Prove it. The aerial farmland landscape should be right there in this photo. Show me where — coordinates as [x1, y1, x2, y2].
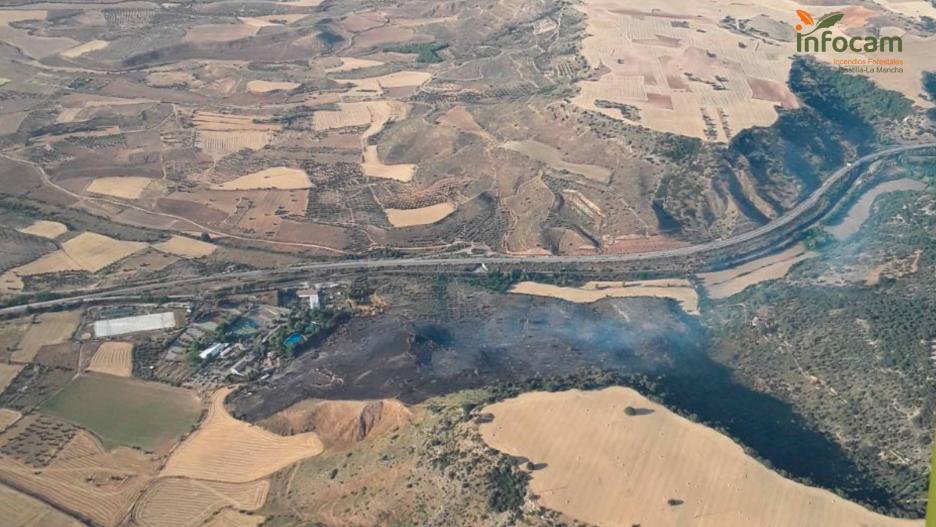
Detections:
[1, 0, 936, 526]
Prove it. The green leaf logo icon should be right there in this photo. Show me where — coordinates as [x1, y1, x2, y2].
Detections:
[802, 12, 844, 35]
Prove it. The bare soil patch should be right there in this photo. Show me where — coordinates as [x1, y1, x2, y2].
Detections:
[699, 244, 817, 299]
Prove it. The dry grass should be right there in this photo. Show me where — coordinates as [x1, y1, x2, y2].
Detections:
[153, 236, 216, 258]
[325, 57, 384, 73]
[85, 176, 153, 199]
[60, 39, 108, 58]
[133, 477, 268, 527]
[212, 167, 311, 190]
[480, 388, 922, 527]
[161, 388, 323, 482]
[86, 341, 133, 377]
[17, 220, 68, 239]
[0, 364, 24, 393]
[502, 140, 611, 184]
[510, 279, 699, 315]
[385, 203, 455, 227]
[0, 482, 82, 527]
[184, 23, 259, 43]
[312, 102, 375, 130]
[11, 232, 147, 278]
[11, 310, 80, 363]
[699, 244, 817, 300]
[0, 430, 158, 527]
[246, 80, 299, 93]
[202, 509, 265, 527]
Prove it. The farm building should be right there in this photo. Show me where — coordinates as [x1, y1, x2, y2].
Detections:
[94, 312, 177, 337]
[198, 342, 232, 361]
[297, 287, 322, 310]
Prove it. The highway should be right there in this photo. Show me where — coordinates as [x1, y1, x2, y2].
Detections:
[2, 143, 934, 316]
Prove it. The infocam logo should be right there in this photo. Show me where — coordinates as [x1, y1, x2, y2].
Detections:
[794, 9, 902, 53]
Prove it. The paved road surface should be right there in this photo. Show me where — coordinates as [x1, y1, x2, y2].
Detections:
[2, 143, 933, 316]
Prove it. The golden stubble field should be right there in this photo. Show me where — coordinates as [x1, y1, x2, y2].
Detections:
[572, 0, 936, 141]
[10, 310, 81, 363]
[510, 279, 700, 315]
[161, 388, 324, 482]
[0, 429, 159, 527]
[480, 388, 924, 527]
[86, 341, 134, 377]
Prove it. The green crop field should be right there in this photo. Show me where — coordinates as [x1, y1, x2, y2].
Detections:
[41, 374, 200, 451]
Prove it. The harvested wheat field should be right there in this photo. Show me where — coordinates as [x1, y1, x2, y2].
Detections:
[0, 430, 158, 527]
[11, 310, 80, 363]
[480, 388, 922, 527]
[0, 364, 24, 393]
[385, 203, 455, 227]
[510, 279, 699, 315]
[699, 244, 817, 300]
[212, 167, 311, 190]
[192, 112, 280, 159]
[0, 409, 21, 430]
[17, 220, 67, 239]
[153, 235, 216, 258]
[133, 477, 269, 527]
[362, 146, 415, 182]
[161, 388, 323, 482]
[85, 177, 153, 199]
[325, 56, 384, 73]
[11, 232, 147, 277]
[0, 482, 82, 527]
[60, 39, 108, 58]
[202, 509, 265, 527]
[246, 80, 299, 93]
[86, 341, 133, 377]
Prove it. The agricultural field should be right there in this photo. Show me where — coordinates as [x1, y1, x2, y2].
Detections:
[480, 388, 922, 527]
[0, 428, 158, 527]
[132, 477, 269, 527]
[41, 374, 200, 451]
[16, 221, 68, 240]
[0, 482, 82, 527]
[153, 236, 216, 258]
[0, 364, 23, 393]
[86, 341, 134, 377]
[510, 279, 700, 315]
[10, 311, 81, 363]
[161, 388, 323, 482]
